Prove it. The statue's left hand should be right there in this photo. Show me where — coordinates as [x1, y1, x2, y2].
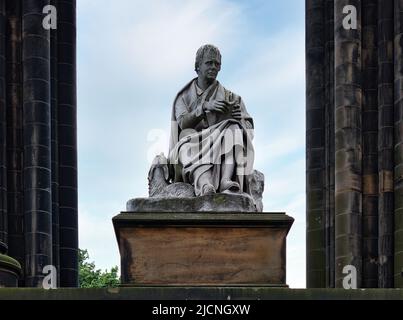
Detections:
[232, 104, 242, 119]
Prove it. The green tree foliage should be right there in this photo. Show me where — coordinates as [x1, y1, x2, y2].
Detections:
[79, 249, 120, 288]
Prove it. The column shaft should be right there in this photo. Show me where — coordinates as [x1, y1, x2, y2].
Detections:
[57, 0, 78, 287]
[334, 0, 363, 287]
[362, 0, 379, 288]
[306, 0, 327, 288]
[22, 0, 52, 287]
[324, 0, 336, 288]
[0, 0, 7, 254]
[378, 0, 395, 288]
[394, 0, 403, 288]
[50, 0, 59, 284]
[5, 0, 24, 283]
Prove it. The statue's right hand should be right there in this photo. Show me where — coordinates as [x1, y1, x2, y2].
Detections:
[203, 100, 228, 113]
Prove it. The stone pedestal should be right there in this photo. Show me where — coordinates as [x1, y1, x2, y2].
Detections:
[0, 253, 22, 288]
[113, 212, 293, 286]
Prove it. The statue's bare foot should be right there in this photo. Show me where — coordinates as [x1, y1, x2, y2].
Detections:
[220, 180, 240, 193]
[201, 183, 216, 196]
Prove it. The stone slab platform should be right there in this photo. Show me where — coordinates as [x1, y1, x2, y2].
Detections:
[126, 193, 258, 212]
[0, 287, 403, 300]
[113, 212, 293, 286]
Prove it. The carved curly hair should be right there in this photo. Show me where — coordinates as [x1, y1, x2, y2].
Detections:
[194, 44, 221, 72]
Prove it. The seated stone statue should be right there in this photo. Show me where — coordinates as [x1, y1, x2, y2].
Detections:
[169, 44, 256, 194]
[129, 44, 264, 212]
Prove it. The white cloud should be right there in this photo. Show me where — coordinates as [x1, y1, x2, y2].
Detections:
[123, 0, 241, 81]
[254, 134, 304, 168]
[80, 0, 244, 83]
[260, 155, 305, 211]
[227, 28, 305, 102]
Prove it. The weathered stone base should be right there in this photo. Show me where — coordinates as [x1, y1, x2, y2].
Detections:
[113, 212, 293, 286]
[126, 193, 258, 212]
[0, 254, 22, 288]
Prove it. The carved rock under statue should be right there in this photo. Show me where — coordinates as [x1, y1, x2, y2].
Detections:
[114, 44, 293, 287]
[127, 154, 265, 212]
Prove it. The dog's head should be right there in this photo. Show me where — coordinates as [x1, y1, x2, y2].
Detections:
[148, 153, 169, 182]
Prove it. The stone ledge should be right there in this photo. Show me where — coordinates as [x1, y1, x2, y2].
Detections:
[113, 212, 294, 228]
[0, 287, 403, 300]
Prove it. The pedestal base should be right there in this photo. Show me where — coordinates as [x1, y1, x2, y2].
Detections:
[113, 212, 293, 286]
[0, 254, 22, 288]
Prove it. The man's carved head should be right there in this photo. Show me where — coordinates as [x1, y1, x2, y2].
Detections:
[195, 44, 222, 72]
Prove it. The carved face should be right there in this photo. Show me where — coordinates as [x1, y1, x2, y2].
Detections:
[197, 51, 221, 82]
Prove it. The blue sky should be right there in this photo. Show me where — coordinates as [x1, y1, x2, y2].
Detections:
[77, 0, 306, 288]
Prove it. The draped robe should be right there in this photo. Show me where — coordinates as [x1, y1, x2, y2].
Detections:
[168, 78, 255, 196]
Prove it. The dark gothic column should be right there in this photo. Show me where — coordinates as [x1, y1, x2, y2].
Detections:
[306, 0, 327, 288]
[394, 0, 403, 288]
[334, 0, 363, 287]
[22, 0, 52, 287]
[0, 0, 7, 254]
[378, 0, 395, 288]
[324, 0, 336, 288]
[50, 0, 59, 284]
[6, 0, 24, 284]
[361, 0, 379, 288]
[57, 0, 78, 287]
